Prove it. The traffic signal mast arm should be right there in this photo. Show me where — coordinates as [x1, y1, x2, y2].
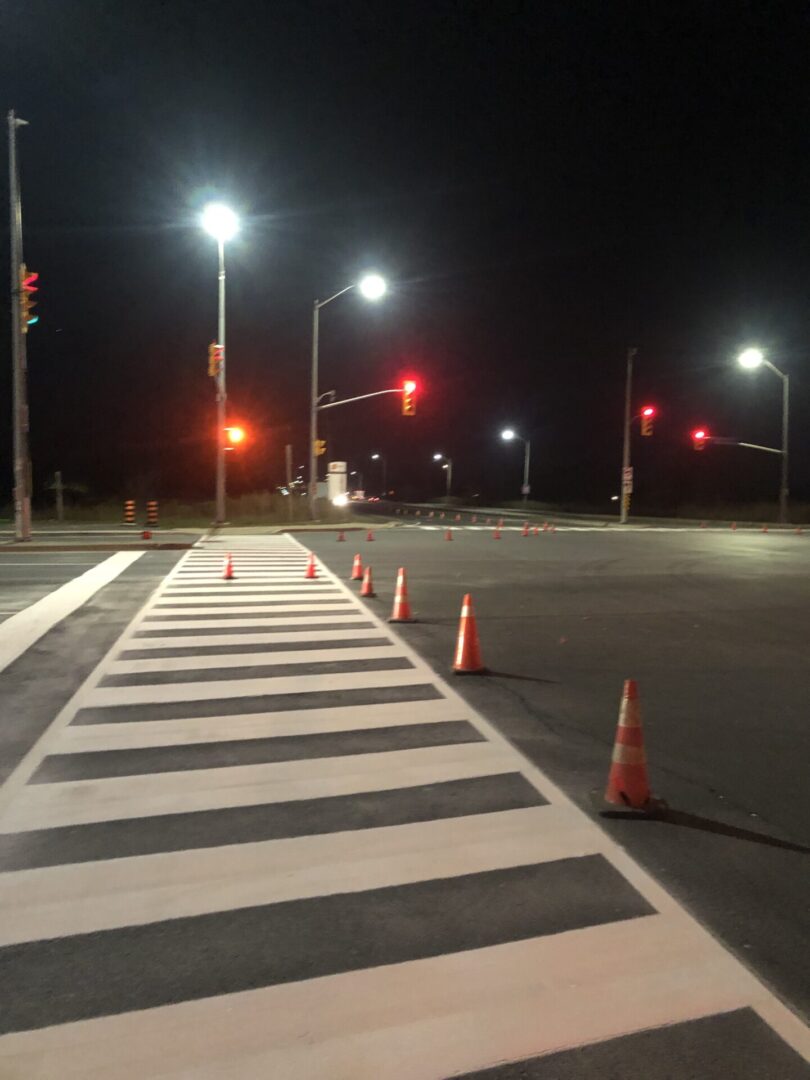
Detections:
[317, 386, 410, 411]
[707, 436, 783, 455]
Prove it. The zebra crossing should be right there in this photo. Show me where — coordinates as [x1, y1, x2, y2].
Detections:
[0, 534, 808, 1078]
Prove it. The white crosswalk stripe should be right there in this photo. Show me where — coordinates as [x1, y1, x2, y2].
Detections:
[0, 535, 807, 1078]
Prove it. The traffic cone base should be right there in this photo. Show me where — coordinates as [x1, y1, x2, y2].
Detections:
[452, 593, 486, 674]
[222, 554, 235, 581]
[388, 567, 414, 622]
[351, 554, 363, 581]
[360, 566, 376, 598]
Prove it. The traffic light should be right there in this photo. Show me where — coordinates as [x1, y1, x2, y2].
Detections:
[207, 342, 224, 377]
[692, 428, 708, 451]
[20, 264, 38, 333]
[401, 379, 417, 416]
[314, 439, 327, 456]
[640, 405, 655, 437]
[225, 425, 246, 445]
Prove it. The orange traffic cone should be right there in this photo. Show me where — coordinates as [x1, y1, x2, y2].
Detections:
[142, 530, 152, 540]
[493, 525, 501, 539]
[337, 530, 346, 542]
[445, 528, 453, 541]
[222, 554, 235, 580]
[452, 593, 485, 674]
[366, 530, 375, 542]
[360, 566, 376, 597]
[533, 525, 540, 536]
[304, 552, 317, 579]
[351, 553, 363, 580]
[521, 521, 529, 537]
[388, 567, 414, 622]
[603, 680, 655, 810]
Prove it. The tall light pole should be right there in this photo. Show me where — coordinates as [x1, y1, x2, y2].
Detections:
[737, 347, 790, 524]
[201, 202, 239, 525]
[371, 452, 387, 496]
[309, 273, 386, 519]
[620, 347, 637, 525]
[8, 110, 32, 541]
[500, 429, 531, 504]
[433, 453, 453, 497]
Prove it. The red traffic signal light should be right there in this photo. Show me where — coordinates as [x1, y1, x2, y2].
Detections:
[692, 428, 708, 451]
[401, 379, 417, 416]
[225, 425, 246, 447]
[640, 405, 656, 437]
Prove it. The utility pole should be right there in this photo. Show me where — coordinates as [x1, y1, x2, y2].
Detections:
[619, 347, 637, 525]
[779, 372, 789, 525]
[215, 238, 227, 524]
[54, 470, 64, 522]
[284, 443, 295, 519]
[8, 110, 32, 541]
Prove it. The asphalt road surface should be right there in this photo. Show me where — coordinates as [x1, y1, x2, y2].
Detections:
[0, 552, 113, 624]
[305, 524, 810, 1019]
[0, 530, 807, 1077]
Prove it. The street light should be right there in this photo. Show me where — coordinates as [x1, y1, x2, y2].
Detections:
[433, 453, 453, 497]
[309, 272, 387, 518]
[736, 346, 790, 523]
[500, 428, 531, 504]
[201, 202, 240, 524]
[371, 452, 388, 496]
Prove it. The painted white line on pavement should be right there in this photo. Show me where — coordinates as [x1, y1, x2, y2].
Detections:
[52, 696, 466, 752]
[0, 806, 587, 945]
[0, 552, 144, 676]
[2, 743, 511, 831]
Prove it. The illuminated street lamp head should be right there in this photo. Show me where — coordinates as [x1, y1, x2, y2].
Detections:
[501, 428, 516, 441]
[371, 453, 381, 461]
[358, 273, 386, 300]
[433, 453, 444, 461]
[225, 425, 245, 444]
[738, 347, 764, 369]
[201, 203, 239, 242]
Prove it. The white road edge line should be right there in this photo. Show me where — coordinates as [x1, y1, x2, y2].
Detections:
[0, 552, 144, 677]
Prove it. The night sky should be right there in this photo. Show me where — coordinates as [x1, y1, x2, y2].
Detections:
[2, 1, 810, 513]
